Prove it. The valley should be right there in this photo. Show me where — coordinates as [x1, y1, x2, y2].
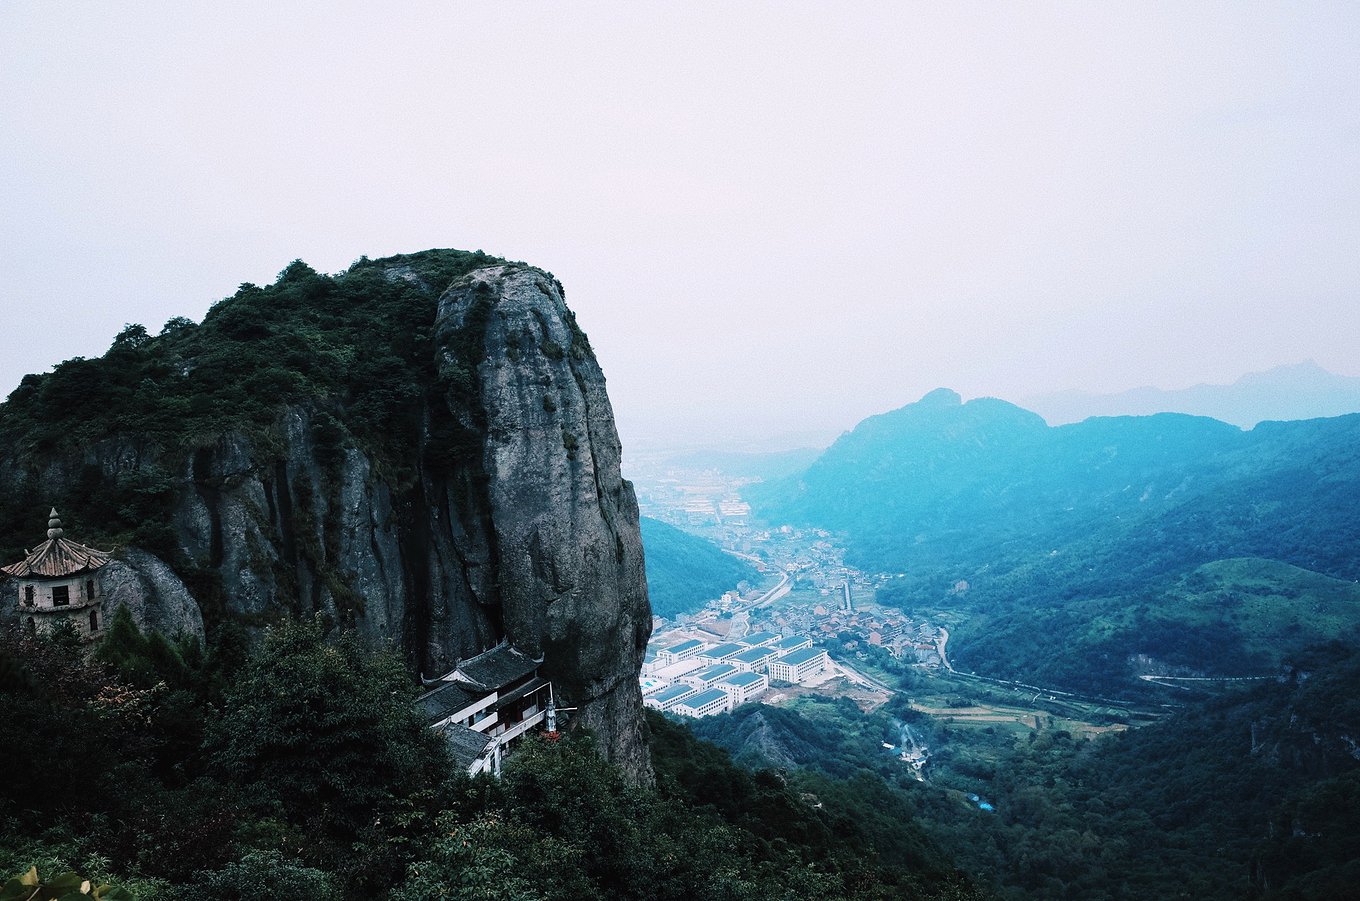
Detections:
[632, 453, 1161, 764]
[632, 404, 1360, 899]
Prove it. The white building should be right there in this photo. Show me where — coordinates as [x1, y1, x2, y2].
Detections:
[729, 645, 779, 673]
[739, 630, 780, 648]
[670, 687, 732, 718]
[657, 638, 707, 666]
[768, 647, 829, 684]
[771, 634, 813, 655]
[697, 642, 747, 664]
[653, 658, 706, 683]
[417, 643, 551, 776]
[645, 682, 699, 711]
[681, 663, 739, 690]
[715, 671, 768, 705]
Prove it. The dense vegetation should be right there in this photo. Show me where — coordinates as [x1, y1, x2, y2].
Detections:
[0, 615, 981, 900]
[695, 643, 1360, 900]
[639, 516, 758, 618]
[747, 388, 1360, 694]
[0, 250, 508, 587]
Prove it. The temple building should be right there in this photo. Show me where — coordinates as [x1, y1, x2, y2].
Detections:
[417, 642, 554, 776]
[3, 509, 110, 639]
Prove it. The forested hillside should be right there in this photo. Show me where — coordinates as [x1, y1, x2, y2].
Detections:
[640, 516, 758, 618]
[694, 643, 1360, 900]
[749, 389, 1360, 693]
[0, 616, 982, 900]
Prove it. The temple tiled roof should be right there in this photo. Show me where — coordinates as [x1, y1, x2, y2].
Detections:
[417, 681, 483, 725]
[451, 643, 541, 692]
[437, 721, 494, 770]
[1, 510, 110, 579]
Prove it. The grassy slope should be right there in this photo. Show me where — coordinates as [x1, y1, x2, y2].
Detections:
[1172, 558, 1360, 662]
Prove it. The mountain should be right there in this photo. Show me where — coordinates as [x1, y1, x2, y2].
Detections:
[0, 250, 652, 782]
[750, 389, 1360, 693]
[639, 516, 758, 618]
[0, 251, 985, 900]
[1025, 361, 1360, 428]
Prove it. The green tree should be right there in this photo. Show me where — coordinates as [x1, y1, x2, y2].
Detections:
[203, 616, 454, 887]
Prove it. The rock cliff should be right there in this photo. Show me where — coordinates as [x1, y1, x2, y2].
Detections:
[0, 254, 653, 783]
[436, 266, 652, 779]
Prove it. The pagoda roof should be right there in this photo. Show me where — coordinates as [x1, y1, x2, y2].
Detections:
[433, 641, 541, 693]
[1, 510, 110, 579]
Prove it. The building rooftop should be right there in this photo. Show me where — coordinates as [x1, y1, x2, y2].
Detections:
[437, 721, 494, 770]
[654, 658, 705, 680]
[774, 635, 812, 650]
[691, 663, 738, 682]
[717, 671, 765, 688]
[676, 688, 729, 709]
[776, 647, 825, 666]
[700, 642, 747, 659]
[740, 631, 780, 646]
[416, 681, 483, 725]
[731, 646, 778, 665]
[663, 638, 705, 655]
[1, 510, 111, 579]
[447, 642, 541, 692]
[652, 683, 697, 705]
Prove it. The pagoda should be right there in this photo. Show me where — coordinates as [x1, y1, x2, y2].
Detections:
[3, 509, 111, 639]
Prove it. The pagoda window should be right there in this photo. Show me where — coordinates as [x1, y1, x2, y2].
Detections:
[86, 579, 95, 600]
[90, 610, 99, 632]
[24, 585, 34, 605]
[52, 585, 69, 606]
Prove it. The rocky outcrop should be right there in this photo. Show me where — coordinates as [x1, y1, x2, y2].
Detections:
[98, 549, 204, 639]
[0, 259, 654, 783]
[438, 266, 652, 783]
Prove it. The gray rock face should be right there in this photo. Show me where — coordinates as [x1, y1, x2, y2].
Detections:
[0, 262, 653, 783]
[99, 549, 205, 639]
[437, 267, 653, 784]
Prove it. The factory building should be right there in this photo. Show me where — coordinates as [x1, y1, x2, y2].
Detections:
[768, 647, 829, 684]
[670, 687, 732, 718]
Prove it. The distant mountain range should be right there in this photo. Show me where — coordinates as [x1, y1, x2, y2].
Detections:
[1024, 360, 1360, 428]
[746, 388, 1360, 694]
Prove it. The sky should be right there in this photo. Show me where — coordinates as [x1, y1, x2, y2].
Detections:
[2, 2, 1358, 449]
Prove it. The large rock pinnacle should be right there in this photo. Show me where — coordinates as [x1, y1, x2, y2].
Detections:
[436, 266, 654, 784]
[0, 253, 656, 786]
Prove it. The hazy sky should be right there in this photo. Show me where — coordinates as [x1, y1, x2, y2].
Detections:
[3, 3, 1357, 448]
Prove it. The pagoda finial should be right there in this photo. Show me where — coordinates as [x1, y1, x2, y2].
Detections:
[46, 508, 63, 540]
